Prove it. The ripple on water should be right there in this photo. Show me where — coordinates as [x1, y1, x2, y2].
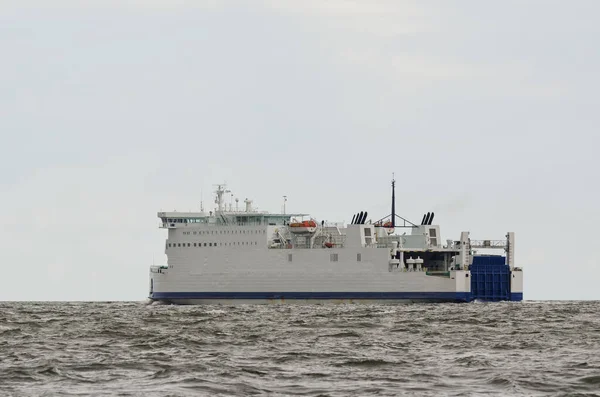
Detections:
[0, 301, 599, 396]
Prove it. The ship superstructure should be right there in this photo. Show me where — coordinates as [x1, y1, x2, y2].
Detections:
[149, 181, 523, 304]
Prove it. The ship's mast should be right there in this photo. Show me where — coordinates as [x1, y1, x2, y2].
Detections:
[200, 189, 204, 212]
[214, 184, 230, 213]
[391, 174, 396, 228]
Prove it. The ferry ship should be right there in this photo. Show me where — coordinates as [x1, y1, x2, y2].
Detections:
[149, 180, 523, 304]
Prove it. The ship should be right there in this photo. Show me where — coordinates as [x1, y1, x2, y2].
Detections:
[149, 180, 523, 304]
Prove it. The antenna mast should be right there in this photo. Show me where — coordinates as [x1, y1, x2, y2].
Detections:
[391, 174, 396, 228]
[214, 184, 231, 213]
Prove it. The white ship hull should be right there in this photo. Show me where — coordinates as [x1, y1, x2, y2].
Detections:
[149, 182, 523, 304]
[149, 246, 474, 304]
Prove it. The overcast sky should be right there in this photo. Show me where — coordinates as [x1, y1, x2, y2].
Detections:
[1, 1, 598, 301]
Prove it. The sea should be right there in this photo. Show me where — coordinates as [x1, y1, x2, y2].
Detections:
[1, 301, 599, 396]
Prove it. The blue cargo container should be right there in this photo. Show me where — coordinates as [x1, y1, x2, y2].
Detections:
[470, 255, 511, 301]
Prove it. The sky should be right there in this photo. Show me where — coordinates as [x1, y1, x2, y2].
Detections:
[1, 0, 598, 300]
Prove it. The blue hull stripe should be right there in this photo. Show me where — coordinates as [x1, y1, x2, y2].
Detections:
[510, 293, 523, 301]
[151, 291, 472, 302]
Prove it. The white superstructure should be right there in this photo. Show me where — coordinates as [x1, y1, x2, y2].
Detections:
[149, 181, 523, 304]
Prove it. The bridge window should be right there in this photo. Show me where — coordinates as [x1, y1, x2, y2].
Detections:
[357, 253, 362, 262]
[429, 229, 437, 246]
[330, 253, 338, 262]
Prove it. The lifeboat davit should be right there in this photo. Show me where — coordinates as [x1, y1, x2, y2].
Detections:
[289, 219, 317, 234]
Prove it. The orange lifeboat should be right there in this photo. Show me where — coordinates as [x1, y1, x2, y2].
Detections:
[288, 219, 317, 234]
[383, 221, 395, 235]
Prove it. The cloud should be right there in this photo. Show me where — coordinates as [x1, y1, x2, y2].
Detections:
[0, 152, 165, 300]
[337, 49, 568, 99]
[0, 0, 222, 14]
[261, 1, 568, 100]
[263, 0, 433, 36]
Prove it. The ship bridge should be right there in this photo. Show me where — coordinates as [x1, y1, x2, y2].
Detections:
[158, 183, 308, 228]
[158, 211, 308, 228]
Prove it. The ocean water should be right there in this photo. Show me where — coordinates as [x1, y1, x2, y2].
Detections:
[1, 301, 599, 396]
